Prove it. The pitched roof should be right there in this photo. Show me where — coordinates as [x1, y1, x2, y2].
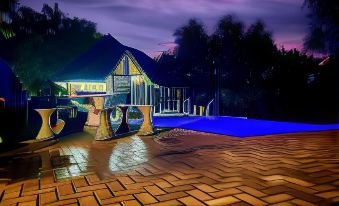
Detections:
[53, 34, 160, 83]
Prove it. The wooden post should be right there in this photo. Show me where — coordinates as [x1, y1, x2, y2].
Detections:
[199, 106, 205, 116]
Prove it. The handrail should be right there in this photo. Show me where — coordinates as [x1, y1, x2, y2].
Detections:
[206, 99, 214, 116]
[183, 97, 191, 115]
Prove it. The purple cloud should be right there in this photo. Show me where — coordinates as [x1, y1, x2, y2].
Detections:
[22, 0, 309, 57]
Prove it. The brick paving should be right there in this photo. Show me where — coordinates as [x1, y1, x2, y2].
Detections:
[0, 129, 338, 205]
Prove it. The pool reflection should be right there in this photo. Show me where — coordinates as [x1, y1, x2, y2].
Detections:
[127, 106, 143, 132]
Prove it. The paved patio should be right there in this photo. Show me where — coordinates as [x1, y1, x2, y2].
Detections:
[0, 129, 338, 205]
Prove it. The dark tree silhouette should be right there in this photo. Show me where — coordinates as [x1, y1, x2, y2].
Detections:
[303, 0, 339, 122]
[158, 14, 337, 122]
[0, 0, 17, 39]
[0, 3, 100, 95]
[303, 0, 339, 55]
[209, 16, 245, 115]
[209, 17, 278, 117]
[174, 19, 210, 104]
[211, 15, 244, 89]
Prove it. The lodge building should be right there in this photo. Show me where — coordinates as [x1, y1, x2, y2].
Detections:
[53, 34, 189, 114]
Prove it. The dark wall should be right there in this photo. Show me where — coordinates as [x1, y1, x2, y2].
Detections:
[0, 59, 27, 110]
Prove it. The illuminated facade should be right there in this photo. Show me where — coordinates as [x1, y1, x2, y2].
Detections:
[55, 51, 160, 106]
[106, 51, 160, 106]
[55, 81, 106, 96]
[53, 34, 189, 113]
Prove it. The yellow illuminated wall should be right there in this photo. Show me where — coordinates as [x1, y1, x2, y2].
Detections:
[128, 57, 142, 75]
[113, 54, 142, 75]
[114, 60, 124, 75]
[54, 82, 107, 95]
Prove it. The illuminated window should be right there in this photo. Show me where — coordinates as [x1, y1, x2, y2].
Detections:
[92, 85, 97, 90]
[99, 85, 103, 91]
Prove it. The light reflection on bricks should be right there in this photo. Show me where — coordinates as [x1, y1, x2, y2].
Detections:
[0, 129, 338, 205]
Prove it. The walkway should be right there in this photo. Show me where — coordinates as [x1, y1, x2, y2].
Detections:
[0, 129, 338, 205]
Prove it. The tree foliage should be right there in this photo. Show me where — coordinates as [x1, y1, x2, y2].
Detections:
[159, 16, 337, 122]
[0, 3, 100, 95]
[0, 0, 17, 39]
[303, 0, 339, 55]
[174, 19, 209, 89]
[211, 15, 245, 89]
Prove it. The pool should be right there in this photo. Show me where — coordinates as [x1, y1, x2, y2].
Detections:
[153, 116, 339, 137]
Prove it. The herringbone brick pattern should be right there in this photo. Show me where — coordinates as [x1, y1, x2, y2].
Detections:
[0, 129, 338, 205]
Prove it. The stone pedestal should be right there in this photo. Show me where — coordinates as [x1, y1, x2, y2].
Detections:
[95, 108, 114, 140]
[137, 105, 154, 135]
[35, 108, 56, 140]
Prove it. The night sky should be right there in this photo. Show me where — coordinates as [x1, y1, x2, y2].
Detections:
[22, 0, 309, 57]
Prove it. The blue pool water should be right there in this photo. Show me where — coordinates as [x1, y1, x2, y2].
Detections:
[153, 116, 339, 137]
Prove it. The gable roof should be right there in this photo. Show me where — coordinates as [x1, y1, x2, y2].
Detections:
[53, 34, 160, 83]
[111, 51, 142, 75]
